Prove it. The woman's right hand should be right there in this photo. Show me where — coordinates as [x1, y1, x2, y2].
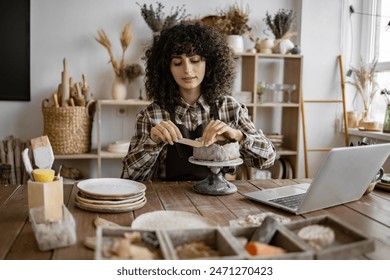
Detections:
[150, 120, 182, 145]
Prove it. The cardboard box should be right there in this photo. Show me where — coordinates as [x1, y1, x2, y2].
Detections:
[27, 177, 63, 221]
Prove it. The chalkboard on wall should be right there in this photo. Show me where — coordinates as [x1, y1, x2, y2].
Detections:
[0, 0, 30, 101]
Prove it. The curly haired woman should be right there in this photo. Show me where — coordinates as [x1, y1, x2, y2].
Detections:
[122, 23, 275, 181]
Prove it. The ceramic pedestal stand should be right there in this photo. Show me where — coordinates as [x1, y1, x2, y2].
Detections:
[189, 157, 243, 195]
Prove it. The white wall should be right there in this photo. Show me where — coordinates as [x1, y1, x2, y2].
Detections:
[300, 0, 347, 177]
[1, 0, 351, 178]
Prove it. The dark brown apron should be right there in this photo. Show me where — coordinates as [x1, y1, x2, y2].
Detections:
[165, 104, 220, 181]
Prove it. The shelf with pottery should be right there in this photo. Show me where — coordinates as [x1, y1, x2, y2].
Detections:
[347, 128, 390, 142]
[54, 99, 150, 177]
[235, 52, 302, 179]
[96, 99, 151, 177]
[54, 150, 99, 160]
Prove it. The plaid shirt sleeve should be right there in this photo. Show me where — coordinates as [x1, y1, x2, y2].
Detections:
[220, 96, 276, 169]
[121, 104, 169, 181]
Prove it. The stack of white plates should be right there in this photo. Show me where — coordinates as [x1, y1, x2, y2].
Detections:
[107, 140, 130, 153]
[266, 158, 293, 179]
[267, 133, 284, 149]
[75, 178, 146, 213]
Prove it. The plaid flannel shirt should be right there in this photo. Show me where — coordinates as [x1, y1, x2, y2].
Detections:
[122, 95, 276, 181]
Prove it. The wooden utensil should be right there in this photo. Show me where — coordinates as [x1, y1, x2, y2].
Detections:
[176, 138, 204, 148]
[74, 82, 86, 106]
[61, 58, 70, 107]
[30, 136, 55, 170]
[82, 73, 92, 102]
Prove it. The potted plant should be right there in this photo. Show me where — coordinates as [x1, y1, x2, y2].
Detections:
[201, 4, 254, 53]
[95, 22, 144, 100]
[264, 9, 297, 54]
[137, 2, 190, 35]
[346, 57, 379, 128]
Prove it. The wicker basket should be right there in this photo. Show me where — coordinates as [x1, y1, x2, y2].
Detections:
[42, 101, 96, 155]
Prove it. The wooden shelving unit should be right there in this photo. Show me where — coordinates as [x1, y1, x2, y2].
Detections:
[236, 52, 303, 178]
[54, 99, 150, 178]
[55, 53, 302, 179]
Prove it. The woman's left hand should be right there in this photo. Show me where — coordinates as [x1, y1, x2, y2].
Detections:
[201, 120, 244, 146]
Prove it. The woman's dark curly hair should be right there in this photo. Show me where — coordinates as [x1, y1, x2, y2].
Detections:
[144, 23, 236, 112]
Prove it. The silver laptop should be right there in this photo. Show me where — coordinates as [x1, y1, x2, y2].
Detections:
[244, 143, 390, 214]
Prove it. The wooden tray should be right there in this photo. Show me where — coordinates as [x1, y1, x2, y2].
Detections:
[224, 226, 314, 260]
[95, 226, 169, 260]
[161, 228, 243, 260]
[284, 215, 375, 259]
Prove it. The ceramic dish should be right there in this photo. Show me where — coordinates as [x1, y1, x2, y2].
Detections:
[75, 198, 147, 213]
[375, 181, 390, 191]
[77, 190, 145, 201]
[131, 210, 217, 230]
[77, 178, 146, 197]
[75, 191, 145, 205]
[188, 157, 243, 167]
[107, 141, 130, 153]
[358, 127, 382, 132]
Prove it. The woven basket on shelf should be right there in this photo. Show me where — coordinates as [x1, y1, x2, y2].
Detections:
[42, 101, 96, 155]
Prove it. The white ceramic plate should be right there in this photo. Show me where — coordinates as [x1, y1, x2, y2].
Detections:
[131, 210, 217, 230]
[77, 178, 146, 197]
[75, 198, 147, 213]
[376, 181, 390, 191]
[75, 191, 145, 205]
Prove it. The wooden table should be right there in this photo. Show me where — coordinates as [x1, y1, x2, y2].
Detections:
[1, 179, 390, 260]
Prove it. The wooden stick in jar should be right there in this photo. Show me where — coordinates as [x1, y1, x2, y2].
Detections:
[57, 83, 62, 107]
[52, 93, 60, 108]
[74, 83, 86, 106]
[82, 74, 92, 102]
[69, 77, 76, 99]
[61, 58, 70, 107]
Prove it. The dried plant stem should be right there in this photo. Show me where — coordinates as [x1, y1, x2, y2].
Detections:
[96, 22, 133, 78]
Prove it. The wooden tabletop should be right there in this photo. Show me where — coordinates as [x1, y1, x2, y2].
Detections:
[1, 179, 390, 260]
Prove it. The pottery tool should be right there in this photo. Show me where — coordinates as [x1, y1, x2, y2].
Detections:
[22, 148, 34, 181]
[82, 73, 92, 102]
[30, 136, 55, 170]
[52, 93, 59, 108]
[75, 82, 86, 106]
[250, 216, 279, 243]
[176, 138, 204, 148]
[61, 58, 70, 107]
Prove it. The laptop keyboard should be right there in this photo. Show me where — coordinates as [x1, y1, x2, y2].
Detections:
[268, 193, 306, 209]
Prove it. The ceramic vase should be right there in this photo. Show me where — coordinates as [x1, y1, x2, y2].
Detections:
[273, 39, 294, 54]
[227, 35, 244, 53]
[111, 76, 127, 100]
[257, 38, 274, 54]
[383, 104, 390, 133]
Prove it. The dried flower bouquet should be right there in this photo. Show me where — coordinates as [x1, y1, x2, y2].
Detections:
[347, 57, 379, 114]
[265, 9, 296, 39]
[201, 4, 254, 40]
[137, 2, 189, 33]
[95, 22, 143, 82]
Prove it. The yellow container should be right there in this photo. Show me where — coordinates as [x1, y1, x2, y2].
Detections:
[27, 177, 64, 222]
